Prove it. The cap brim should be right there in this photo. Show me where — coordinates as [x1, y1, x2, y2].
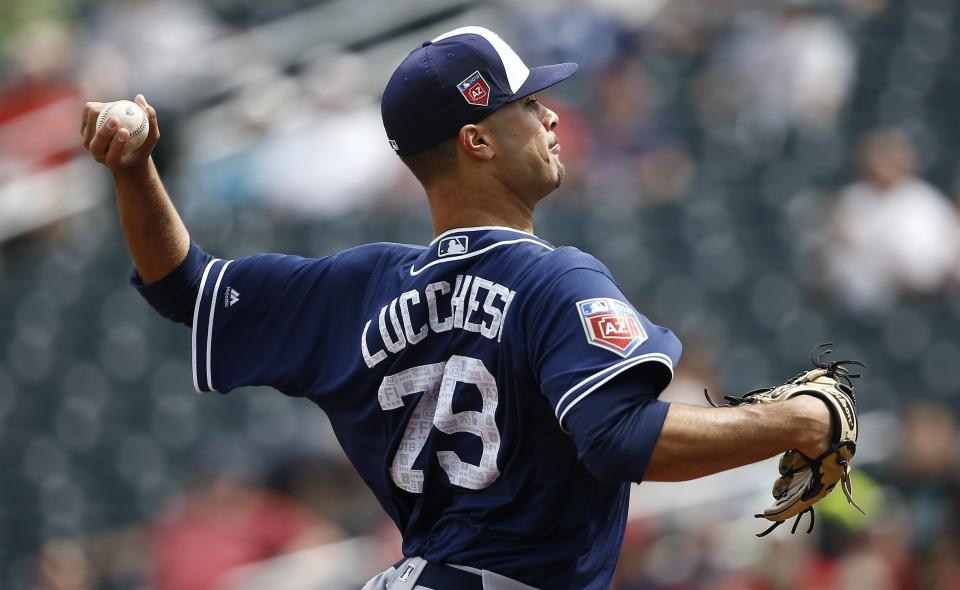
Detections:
[511, 63, 579, 100]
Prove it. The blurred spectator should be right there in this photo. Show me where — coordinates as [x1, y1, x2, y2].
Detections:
[78, 0, 225, 106]
[831, 515, 911, 590]
[510, 0, 627, 75]
[32, 538, 95, 590]
[873, 399, 960, 589]
[584, 60, 693, 206]
[838, 0, 889, 20]
[824, 128, 960, 310]
[699, 0, 855, 150]
[255, 51, 408, 216]
[644, 0, 740, 56]
[182, 51, 407, 216]
[0, 20, 81, 177]
[149, 448, 341, 590]
[888, 401, 960, 552]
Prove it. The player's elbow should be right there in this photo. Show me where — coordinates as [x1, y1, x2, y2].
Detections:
[580, 448, 637, 483]
[573, 400, 670, 484]
[578, 425, 655, 483]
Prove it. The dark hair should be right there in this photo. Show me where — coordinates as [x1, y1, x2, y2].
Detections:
[399, 136, 458, 187]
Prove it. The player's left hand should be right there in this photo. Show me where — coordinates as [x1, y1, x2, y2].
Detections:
[707, 343, 865, 536]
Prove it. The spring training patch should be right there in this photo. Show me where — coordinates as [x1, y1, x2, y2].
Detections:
[458, 71, 491, 106]
[576, 298, 647, 357]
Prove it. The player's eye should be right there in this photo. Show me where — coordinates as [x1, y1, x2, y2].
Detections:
[526, 96, 538, 106]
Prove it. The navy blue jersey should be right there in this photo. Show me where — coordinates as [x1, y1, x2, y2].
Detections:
[183, 227, 681, 588]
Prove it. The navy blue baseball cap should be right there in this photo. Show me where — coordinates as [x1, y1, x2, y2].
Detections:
[382, 26, 578, 156]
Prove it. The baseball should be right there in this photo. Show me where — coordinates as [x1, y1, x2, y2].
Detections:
[96, 100, 149, 152]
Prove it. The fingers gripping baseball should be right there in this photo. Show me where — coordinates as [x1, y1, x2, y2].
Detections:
[82, 94, 158, 171]
[136, 94, 160, 150]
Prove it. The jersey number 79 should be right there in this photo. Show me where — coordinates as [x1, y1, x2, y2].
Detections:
[377, 356, 501, 493]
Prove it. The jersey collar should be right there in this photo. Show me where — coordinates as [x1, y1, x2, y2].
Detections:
[412, 226, 554, 276]
[429, 225, 539, 246]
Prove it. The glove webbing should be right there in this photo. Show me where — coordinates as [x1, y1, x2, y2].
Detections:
[754, 441, 865, 538]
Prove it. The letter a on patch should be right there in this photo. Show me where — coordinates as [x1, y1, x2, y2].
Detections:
[576, 298, 647, 357]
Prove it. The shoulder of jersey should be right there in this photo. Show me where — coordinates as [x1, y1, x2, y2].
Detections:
[473, 239, 605, 278]
[336, 241, 425, 267]
[525, 245, 610, 281]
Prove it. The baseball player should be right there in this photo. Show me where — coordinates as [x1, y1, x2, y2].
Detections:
[83, 26, 838, 590]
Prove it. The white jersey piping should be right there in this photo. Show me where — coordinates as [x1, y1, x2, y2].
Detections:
[205, 260, 233, 392]
[410, 238, 553, 276]
[556, 353, 675, 431]
[192, 258, 220, 393]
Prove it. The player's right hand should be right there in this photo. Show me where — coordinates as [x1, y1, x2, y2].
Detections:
[81, 94, 159, 172]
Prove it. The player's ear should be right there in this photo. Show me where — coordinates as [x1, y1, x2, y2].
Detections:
[458, 124, 495, 161]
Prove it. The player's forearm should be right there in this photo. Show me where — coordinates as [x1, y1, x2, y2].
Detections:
[112, 158, 191, 284]
[643, 397, 830, 482]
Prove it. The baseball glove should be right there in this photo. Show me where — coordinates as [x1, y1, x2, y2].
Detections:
[707, 343, 865, 536]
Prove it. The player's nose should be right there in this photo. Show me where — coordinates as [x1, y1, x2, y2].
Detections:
[541, 104, 558, 131]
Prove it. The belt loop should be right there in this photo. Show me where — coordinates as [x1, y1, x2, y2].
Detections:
[413, 562, 484, 590]
[390, 557, 428, 590]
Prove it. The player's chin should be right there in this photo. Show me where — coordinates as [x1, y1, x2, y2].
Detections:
[554, 161, 566, 188]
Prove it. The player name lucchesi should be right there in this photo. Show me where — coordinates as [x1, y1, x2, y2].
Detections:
[362, 274, 516, 368]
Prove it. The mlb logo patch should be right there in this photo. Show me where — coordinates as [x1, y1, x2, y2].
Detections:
[577, 298, 647, 357]
[438, 235, 468, 257]
[457, 71, 490, 107]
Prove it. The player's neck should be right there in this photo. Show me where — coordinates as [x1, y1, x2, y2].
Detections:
[429, 197, 534, 238]
[426, 180, 535, 238]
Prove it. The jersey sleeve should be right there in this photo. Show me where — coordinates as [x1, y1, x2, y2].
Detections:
[191, 248, 372, 396]
[523, 250, 682, 432]
[132, 242, 213, 326]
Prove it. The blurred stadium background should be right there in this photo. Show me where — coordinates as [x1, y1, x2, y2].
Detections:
[2, 0, 960, 588]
